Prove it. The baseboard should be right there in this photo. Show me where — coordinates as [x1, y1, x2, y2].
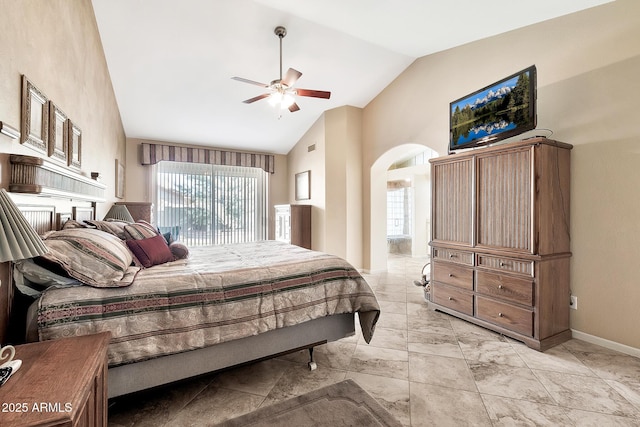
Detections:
[571, 329, 640, 358]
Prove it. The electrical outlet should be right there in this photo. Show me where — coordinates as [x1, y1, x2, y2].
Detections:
[570, 295, 578, 310]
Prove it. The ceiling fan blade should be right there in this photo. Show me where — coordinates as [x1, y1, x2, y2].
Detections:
[288, 102, 300, 113]
[296, 89, 331, 99]
[232, 77, 269, 87]
[243, 93, 270, 104]
[282, 68, 302, 87]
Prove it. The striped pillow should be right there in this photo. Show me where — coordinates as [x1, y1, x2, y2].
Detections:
[84, 220, 130, 240]
[40, 228, 139, 288]
[124, 221, 159, 240]
[61, 219, 89, 229]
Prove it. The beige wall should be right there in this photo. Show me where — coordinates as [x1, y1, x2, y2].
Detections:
[325, 106, 363, 264]
[268, 154, 289, 239]
[287, 115, 326, 251]
[362, 0, 640, 350]
[287, 106, 363, 267]
[0, 0, 125, 342]
[125, 139, 151, 202]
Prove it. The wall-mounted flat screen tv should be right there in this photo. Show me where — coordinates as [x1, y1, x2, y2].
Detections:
[449, 65, 536, 153]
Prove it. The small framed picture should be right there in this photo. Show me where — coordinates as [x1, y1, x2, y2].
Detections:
[67, 120, 82, 169]
[295, 170, 310, 201]
[115, 159, 125, 199]
[20, 75, 49, 154]
[48, 101, 68, 163]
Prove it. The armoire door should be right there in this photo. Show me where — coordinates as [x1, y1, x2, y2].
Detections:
[431, 157, 473, 246]
[476, 146, 533, 253]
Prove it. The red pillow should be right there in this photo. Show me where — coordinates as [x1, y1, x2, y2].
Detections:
[126, 234, 174, 268]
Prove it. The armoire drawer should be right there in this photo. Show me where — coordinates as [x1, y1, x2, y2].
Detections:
[432, 261, 474, 290]
[476, 271, 534, 306]
[432, 248, 474, 266]
[476, 296, 534, 337]
[477, 254, 533, 276]
[432, 283, 473, 316]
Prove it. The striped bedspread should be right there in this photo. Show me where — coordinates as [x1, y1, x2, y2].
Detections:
[37, 241, 380, 366]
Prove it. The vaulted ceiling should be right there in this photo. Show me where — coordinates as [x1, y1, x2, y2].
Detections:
[92, 0, 613, 154]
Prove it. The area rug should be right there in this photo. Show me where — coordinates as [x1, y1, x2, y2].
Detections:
[216, 379, 403, 426]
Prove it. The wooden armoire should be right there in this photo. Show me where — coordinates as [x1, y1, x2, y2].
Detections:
[274, 204, 312, 249]
[429, 137, 572, 350]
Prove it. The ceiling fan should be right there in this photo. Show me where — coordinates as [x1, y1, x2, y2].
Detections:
[232, 26, 331, 113]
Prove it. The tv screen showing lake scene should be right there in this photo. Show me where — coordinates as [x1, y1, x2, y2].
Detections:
[449, 66, 536, 151]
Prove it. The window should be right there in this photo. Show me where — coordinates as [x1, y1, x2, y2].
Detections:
[153, 161, 268, 246]
[387, 187, 412, 237]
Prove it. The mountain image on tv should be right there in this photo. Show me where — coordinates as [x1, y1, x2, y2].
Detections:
[450, 70, 532, 147]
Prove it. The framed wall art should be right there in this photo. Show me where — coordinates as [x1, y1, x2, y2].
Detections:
[20, 75, 49, 153]
[115, 159, 125, 199]
[295, 170, 310, 201]
[67, 120, 82, 169]
[48, 101, 68, 163]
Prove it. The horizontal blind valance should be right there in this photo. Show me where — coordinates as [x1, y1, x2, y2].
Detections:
[140, 143, 275, 174]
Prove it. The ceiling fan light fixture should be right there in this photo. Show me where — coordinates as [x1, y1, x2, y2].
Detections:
[281, 93, 295, 109]
[267, 92, 282, 107]
[268, 92, 295, 109]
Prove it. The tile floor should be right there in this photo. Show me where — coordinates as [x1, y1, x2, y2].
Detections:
[108, 256, 640, 426]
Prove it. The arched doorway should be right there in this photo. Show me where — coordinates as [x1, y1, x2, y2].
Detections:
[369, 143, 439, 271]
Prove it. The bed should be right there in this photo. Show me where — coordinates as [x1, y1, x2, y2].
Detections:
[14, 211, 380, 398]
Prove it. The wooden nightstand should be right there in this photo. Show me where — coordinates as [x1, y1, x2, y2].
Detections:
[0, 332, 110, 427]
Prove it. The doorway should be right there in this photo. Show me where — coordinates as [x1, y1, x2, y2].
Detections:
[368, 144, 438, 272]
[385, 148, 436, 259]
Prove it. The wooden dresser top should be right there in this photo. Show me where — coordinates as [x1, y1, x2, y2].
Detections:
[0, 332, 110, 426]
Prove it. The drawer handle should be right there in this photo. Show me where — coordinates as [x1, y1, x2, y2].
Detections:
[449, 254, 457, 258]
[500, 262, 510, 267]
[498, 285, 504, 290]
[498, 312, 504, 317]
[448, 297, 453, 301]
[449, 273, 454, 278]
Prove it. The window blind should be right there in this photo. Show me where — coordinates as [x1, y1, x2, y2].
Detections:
[153, 161, 268, 246]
